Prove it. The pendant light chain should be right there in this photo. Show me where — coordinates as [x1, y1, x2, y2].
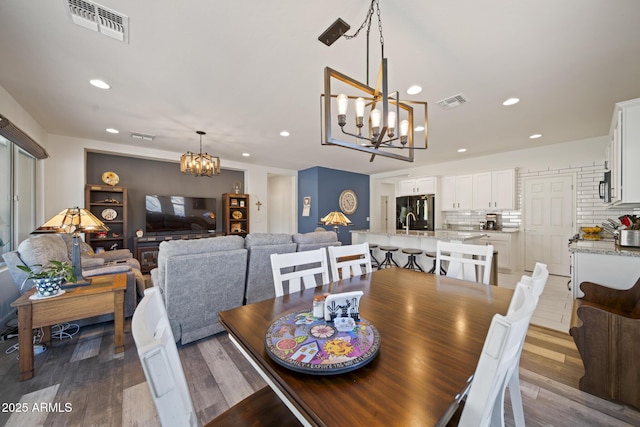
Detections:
[342, 0, 384, 85]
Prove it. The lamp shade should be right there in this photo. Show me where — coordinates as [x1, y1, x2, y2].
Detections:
[320, 211, 352, 227]
[35, 207, 109, 234]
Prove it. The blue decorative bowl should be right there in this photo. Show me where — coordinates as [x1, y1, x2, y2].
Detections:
[33, 276, 64, 297]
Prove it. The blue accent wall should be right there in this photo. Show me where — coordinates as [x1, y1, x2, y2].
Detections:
[298, 166, 369, 245]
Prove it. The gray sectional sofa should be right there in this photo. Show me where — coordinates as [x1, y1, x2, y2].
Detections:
[151, 230, 341, 344]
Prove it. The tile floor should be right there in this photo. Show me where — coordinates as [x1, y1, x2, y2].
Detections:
[497, 271, 573, 333]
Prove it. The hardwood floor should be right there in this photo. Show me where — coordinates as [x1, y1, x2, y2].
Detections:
[1, 320, 639, 426]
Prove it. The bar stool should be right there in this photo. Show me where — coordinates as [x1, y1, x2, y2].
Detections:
[402, 248, 424, 272]
[426, 251, 447, 275]
[378, 246, 400, 269]
[368, 243, 381, 270]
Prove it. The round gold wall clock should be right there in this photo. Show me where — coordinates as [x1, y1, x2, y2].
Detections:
[101, 208, 117, 221]
[339, 189, 358, 215]
[101, 171, 119, 186]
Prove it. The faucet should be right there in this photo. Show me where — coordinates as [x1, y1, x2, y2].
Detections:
[406, 212, 417, 235]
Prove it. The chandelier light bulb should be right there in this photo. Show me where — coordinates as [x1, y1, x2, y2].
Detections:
[370, 108, 381, 138]
[355, 97, 365, 130]
[400, 119, 409, 145]
[337, 94, 348, 126]
[370, 109, 381, 127]
[387, 111, 396, 137]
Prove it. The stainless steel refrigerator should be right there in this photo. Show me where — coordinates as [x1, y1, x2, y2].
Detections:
[396, 194, 435, 231]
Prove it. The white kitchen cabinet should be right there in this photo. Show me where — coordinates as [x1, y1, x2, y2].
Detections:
[571, 249, 640, 299]
[609, 97, 640, 207]
[398, 177, 436, 196]
[479, 232, 515, 273]
[441, 174, 473, 210]
[472, 169, 515, 210]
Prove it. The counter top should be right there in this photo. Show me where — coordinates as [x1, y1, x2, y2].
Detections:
[436, 227, 520, 234]
[569, 240, 640, 257]
[350, 230, 487, 242]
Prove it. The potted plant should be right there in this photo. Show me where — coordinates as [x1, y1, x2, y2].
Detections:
[17, 260, 77, 296]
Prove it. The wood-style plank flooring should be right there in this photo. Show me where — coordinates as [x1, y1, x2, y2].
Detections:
[1, 317, 639, 426]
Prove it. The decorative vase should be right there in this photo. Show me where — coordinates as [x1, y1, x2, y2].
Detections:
[33, 276, 64, 297]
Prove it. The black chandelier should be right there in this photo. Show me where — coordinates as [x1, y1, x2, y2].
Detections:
[320, 0, 428, 163]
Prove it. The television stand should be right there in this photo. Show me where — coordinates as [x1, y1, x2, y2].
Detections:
[133, 232, 222, 273]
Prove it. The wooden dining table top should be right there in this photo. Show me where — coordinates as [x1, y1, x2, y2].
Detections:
[219, 267, 514, 427]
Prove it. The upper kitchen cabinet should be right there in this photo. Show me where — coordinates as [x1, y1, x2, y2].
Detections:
[609, 98, 640, 207]
[441, 174, 473, 210]
[398, 177, 437, 196]
[472, 169, 516, 210]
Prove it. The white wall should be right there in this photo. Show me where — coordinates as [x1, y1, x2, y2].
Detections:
[267, 175, 297, 234]
[44, 134, 297, 233]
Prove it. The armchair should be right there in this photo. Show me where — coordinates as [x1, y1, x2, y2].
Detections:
[2, 234, 143, 317]
[569, 277, 640, 409]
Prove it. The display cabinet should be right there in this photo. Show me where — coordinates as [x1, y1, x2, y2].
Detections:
[223, 193, 249, 236]
[85, 184, 128, 251]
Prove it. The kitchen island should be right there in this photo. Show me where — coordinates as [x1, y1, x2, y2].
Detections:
[569, 239, 640, 299]
[351, 228, 520, 273]
[350, 229, 487, 273]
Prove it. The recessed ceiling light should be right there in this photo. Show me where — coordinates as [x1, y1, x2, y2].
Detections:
[407, 85, 422, 95]
[457, 148, 467, 153]
[414, 126, 425, 132]
[280, 130, 290, 137]
[90, 79, 111, 90]
[502, 97, 520, 106]
[106, 128, 119, 134]
[242, 152, 250, 157]
[529, 134, 542, 139]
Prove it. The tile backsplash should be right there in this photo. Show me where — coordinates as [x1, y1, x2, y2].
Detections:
[442, 163, 639, 233]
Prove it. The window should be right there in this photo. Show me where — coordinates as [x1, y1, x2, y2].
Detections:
[0, 135, 36, 265]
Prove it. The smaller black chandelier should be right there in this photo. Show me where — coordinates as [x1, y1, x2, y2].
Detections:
[180, 131, 221, 177]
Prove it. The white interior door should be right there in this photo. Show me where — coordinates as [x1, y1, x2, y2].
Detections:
[523, 175, 574, 276]
[380, 195, 389, 233]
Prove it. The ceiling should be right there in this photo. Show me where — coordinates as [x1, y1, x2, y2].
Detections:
[1, 0, 640, 175]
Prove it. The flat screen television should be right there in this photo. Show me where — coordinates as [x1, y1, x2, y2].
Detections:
[145, 195, 217, 234]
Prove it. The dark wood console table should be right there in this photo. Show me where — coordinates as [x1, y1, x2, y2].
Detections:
[133, 233, 222, 272]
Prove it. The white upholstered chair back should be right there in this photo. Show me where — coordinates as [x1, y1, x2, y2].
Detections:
[435, 241, 494, 285]
[270, 248, 330, 297]
[458, 284, 537, 427]
[132, 287, 197, 427]
[327, 243, 372, 281]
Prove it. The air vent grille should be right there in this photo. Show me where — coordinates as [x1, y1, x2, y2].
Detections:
[436, 93, 469, 109]
[66, 0, 129, 43]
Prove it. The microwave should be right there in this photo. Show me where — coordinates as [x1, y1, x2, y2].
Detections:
[599, 171, 611, 203]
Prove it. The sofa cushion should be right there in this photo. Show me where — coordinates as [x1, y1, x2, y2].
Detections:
[245, 233, 293, 248]
[160, 235, 244, 257]
[17, 234, 70, 268]
[292, 231, 338, 245]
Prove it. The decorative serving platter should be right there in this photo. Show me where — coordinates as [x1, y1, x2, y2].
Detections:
[265, 310, 380, 375]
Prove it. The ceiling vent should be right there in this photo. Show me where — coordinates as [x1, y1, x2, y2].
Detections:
[131, 132, 155, 141]
[65, 0, 129, 43]
[436, 93, 469, 109]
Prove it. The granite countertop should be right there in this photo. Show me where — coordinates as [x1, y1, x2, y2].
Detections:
[569, 240, 640, 257]
[350, 229, 488, 242]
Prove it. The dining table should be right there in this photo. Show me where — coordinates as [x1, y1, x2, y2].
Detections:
[218, 267, 514, 427]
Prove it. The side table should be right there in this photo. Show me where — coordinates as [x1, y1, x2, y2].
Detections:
[10, 273, 127, 381]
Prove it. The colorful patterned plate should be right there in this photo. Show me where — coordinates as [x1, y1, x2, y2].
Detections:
[265, 310, 380, 375]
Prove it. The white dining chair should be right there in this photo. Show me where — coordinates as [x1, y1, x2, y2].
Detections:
[519, 262, 549, 301]
[327, 242, 372, 281]
[270, 248, 330, 297]
[132, 288, 300, 427]
[435, 241, 494, 285]
[504, 261, 549, 427]
[132, 287, 198, 427]
[457, 283, 537, 427]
